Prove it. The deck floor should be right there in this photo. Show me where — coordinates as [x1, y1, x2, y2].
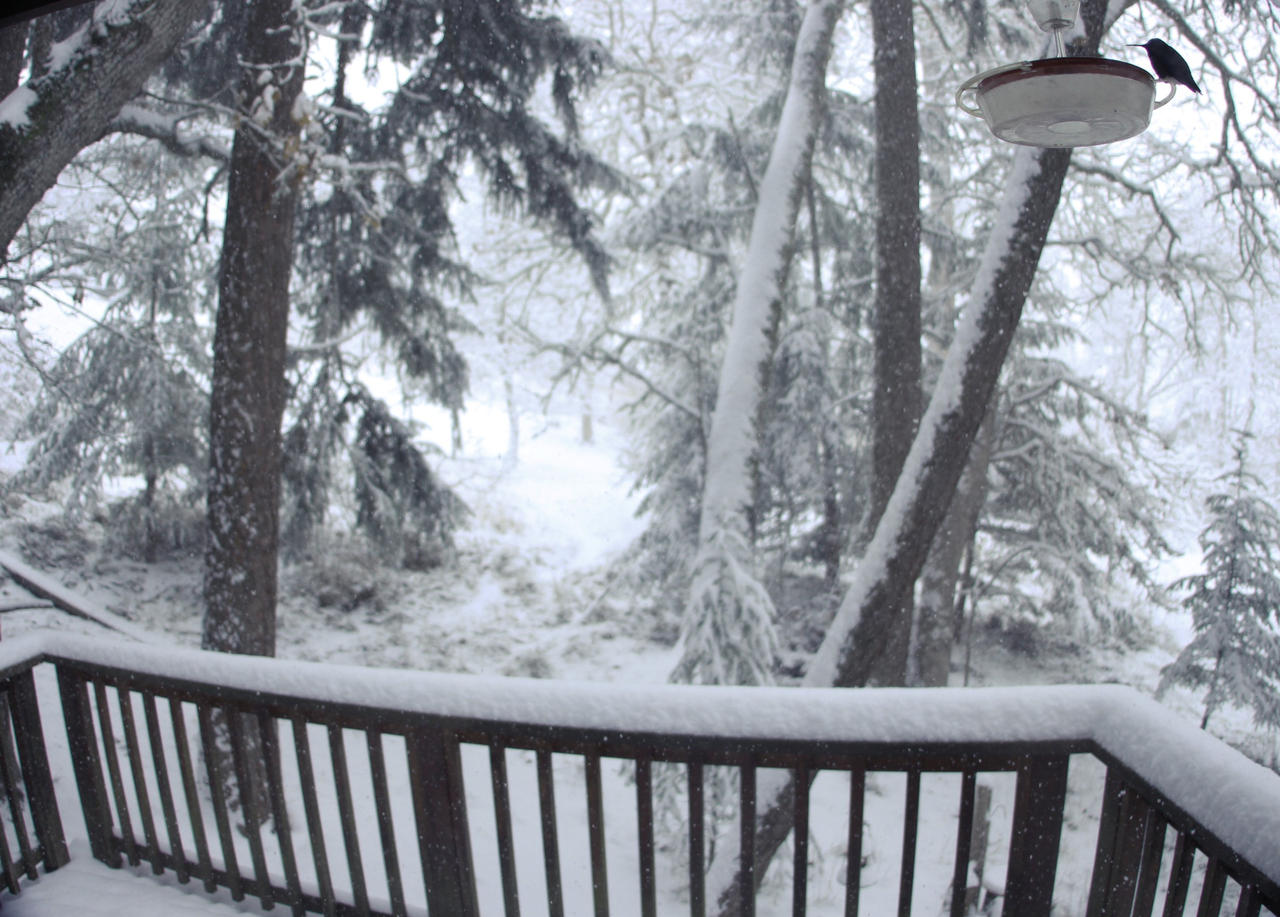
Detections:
[2, 844, 270, 917]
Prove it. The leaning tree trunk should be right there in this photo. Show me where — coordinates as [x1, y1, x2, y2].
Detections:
[672, 0, 846, 689]
[703, 0, 1123, 894]
[201, 0, 305, 824]
[0, 0, 206, 259]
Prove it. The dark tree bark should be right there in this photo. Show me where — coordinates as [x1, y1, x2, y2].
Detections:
[0, 22, 25, 98]
[0, 0, 206, 259]
[864, 0, 922, 686]
[915, 407, 994, 685]
[202, 0, 305, 660]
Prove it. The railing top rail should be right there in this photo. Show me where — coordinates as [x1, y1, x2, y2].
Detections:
[5, 629, 1280, 889]
[0, 631, 1126, 744]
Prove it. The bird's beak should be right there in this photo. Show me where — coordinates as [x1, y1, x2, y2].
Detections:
[1126, 43, 1143, 47]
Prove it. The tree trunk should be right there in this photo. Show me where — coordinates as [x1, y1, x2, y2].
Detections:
[200, 0, 305, 828]
[673, 0, 845, 688]
[202, 0, 305, 660]
[0, 0, 206, 259]
[0, 21, 24, 98]
[864, 0, 922, 687]
[915, 407, 995, 685]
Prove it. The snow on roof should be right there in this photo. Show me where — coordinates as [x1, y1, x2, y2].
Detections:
[2, 630, 1278, 885]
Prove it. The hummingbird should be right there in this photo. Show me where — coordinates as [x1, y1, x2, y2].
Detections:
[1128, 38, 1201, 94]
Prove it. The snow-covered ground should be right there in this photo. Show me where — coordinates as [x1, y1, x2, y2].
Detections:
[0, 401, 1274, 917]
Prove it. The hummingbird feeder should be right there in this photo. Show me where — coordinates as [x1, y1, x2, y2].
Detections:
[956, 0, 1168, 147]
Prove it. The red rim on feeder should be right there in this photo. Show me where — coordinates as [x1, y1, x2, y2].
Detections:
[956, 0, 1170, 147]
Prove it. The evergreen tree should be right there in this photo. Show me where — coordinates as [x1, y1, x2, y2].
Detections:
[5, 0, 620, 581]
[277, 0, 619, 560]
[596, 0, 876, 659]
[1160, 433, 1280, 731]
[6, 135, 214, 561]
[974, 315, 1172, 636]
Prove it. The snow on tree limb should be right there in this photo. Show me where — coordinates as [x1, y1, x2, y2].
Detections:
[807, 144, 1071, 690]
[675, 0, 845, 687]
[109, 102, 230, 162]
[0, 0, 207, 258]
[695, 0, 842, 544]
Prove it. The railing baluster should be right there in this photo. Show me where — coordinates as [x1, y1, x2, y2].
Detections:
[1196, 858, 1227, 917]
[1235, 884, 1261, 917]
[258, 711, 304, 916]
[57, 670, 116, 866]
[291, 720, 335, 917]
[689, 762, 706, 917]
[783, 768, 803, 917]
[898, 769, 921, 917]
[585, 752, 610, 917]
[845, 767, 865, 917]
[489, 742, 521, 917]
[0, 706, 20, 889]
[1005, 755, 1069, 914]
[0, 789, 18, 892]
[739, 763, 756, 917]
[406, 727, 478, 916]
[1133, 807, 1168, 917]
[94, 682, 139, 866]
[635, 758, 656, 917]
[950, 770, 977, 917]
[327, 724, 369, 916]
[197, 703, 244, 901]
[0, 689, 37, 877]
[142, 692, 187, 882]
[116, 687, 162, 873]
[9, 672, 68, 874]
[792, 766, 810, 917]
[366, 729, 406, 917]
[168, 698, 215, 892]
[1161, 833, 1195, 917]
[226, 708, 272, 910]
[536, 748, 565, 917]
[1087, 768, 1147, 917]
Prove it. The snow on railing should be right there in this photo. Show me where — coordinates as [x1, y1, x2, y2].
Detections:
[0, 630, 1277, 915]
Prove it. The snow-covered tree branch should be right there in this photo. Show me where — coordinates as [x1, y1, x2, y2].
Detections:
[673, 0, 845, 689]
[0, 0, 207, 257]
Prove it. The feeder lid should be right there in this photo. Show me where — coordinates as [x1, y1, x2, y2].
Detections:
[957, 57, 1163, 148]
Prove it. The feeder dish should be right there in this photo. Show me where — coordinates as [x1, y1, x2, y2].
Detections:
[957, 57, 1167, 148]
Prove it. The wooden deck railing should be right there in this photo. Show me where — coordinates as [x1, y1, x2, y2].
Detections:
[0, 631, 1277, 916]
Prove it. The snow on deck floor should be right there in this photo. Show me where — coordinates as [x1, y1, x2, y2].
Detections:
[2, 843, 271, 917]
